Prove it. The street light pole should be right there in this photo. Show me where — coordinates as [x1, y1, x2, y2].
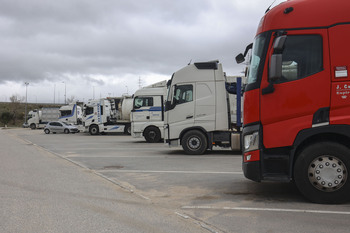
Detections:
[25, 82, 29, 125]
[54, 84, 56, 104]
[62, 81, 66, 104]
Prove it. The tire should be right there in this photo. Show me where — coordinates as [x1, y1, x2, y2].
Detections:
[294, 142, 350, 204]
[64, 129, 69, 134]
[181, 130, 207, 155]
[144, 126, 161, 143]
[44, 129, 50, 134]
[30, 124, 36, 130]
[124, 124, 131, 135]
[89, 125, 99, 135]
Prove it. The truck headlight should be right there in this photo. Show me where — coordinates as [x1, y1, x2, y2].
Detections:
[244, 132, 259, 152]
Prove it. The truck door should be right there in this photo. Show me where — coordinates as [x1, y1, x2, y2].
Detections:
[132, 96, 152, 122]
[149, 96, 163, 122]
[167, 84, 195, 139]
[328, 24, 350, 125]
[260, 29, 331, 149]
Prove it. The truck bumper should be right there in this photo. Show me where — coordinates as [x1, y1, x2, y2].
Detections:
[242, 160, 261, 182]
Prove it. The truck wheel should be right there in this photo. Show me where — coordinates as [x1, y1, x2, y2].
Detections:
[30, 124, 36, 130]
[181, 130, 207, 155]
[44, 129, 50, 134]
[64, 129, 69, 134]
[124, 124, 131, 135]
[294, 142, 350, 204]
[89, 125, 99, 135]
[144, 126, 161, 143]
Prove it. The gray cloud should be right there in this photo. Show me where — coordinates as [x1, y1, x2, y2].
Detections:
[0, 0, 284, 97]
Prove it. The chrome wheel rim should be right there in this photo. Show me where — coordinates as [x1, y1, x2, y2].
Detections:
[308, 156, 347, 192]
[188, 137, 200, 150]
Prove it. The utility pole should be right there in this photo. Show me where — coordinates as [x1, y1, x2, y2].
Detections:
[25, 82, 29, 125]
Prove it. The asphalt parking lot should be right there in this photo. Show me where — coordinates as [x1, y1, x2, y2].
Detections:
[8, 129, 350, 233]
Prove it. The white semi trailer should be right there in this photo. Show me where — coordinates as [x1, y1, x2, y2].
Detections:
[27, 107, 60, 129]
[83, 96, 133, 135]
[164, 61, 242, 154]
[131, 80, 167, 143]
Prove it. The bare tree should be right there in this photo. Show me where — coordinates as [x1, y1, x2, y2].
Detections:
[66, 95, 76, 104]
[9, 94, 25, 103]
[9, 94, 25, 125]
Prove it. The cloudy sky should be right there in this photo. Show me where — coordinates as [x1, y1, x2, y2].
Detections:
[0, 0, 285, 103]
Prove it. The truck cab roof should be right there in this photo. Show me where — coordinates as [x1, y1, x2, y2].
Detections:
[258, 0, 350, 35]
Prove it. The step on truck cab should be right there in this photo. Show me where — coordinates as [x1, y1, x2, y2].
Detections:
[236, 0, 350, 203]
[164, 61, 242, 155]
[131, 80, 167, 143]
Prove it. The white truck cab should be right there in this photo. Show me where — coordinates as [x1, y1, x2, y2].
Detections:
[164, 61, 242, 154]
[59, 102, 83, 125]
[83, 96, 133, 135]
[131, 80, 167, 142]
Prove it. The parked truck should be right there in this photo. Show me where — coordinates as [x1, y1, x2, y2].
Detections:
[236, 0, 350, 203]
[164, 61, 242, 155]
[59, 102, 83, 125]
[131, 80, 167, 143]
[83, 96, 133, 135]
[27, 107, 60, 129]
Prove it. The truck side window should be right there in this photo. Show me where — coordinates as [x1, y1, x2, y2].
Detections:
[174, 85, 193, 104]
[85, 107, 94, 115]
[60, 110, 72, 116]
[279, 35, 323, 83]
[134, 97, 154, 108]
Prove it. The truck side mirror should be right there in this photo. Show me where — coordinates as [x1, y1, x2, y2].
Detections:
[235, 53, 245, 64]
[273, 35, 287, 52]
[165, 84, 177, 112]
[269, 54, 283, 81]
[269, 35, 287, 81]
[165, 100, 174, 111]
[236, 43, 253, 64]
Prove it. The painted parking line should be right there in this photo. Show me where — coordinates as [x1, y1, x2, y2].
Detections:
[66, 155, 240, 159]
[98, 169, 243, 174]
[182, 206, 350, 215]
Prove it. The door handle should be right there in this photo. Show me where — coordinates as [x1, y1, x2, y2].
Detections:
[186, 115, 193, 119]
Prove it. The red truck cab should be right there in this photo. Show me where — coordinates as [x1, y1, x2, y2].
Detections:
[237, 0, 350, 203]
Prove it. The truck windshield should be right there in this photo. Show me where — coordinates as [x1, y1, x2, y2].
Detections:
[166, 74, 174, 102]
[247, 33, 267, 85]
